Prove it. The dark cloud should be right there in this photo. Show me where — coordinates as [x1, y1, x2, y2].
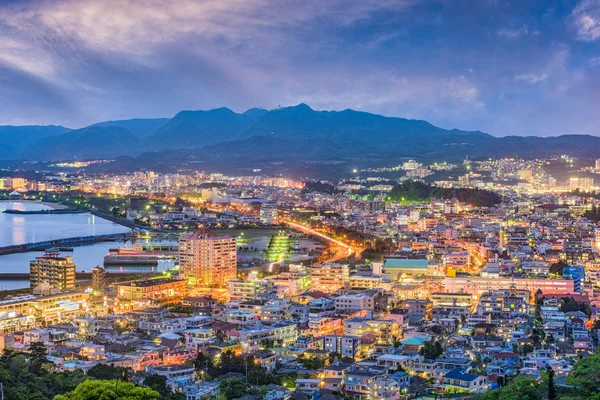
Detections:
[0, 0, 598, 137]
[0, 61, 80, 125]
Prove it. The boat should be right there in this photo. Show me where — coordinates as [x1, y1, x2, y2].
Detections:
[103, 248, 176, 266]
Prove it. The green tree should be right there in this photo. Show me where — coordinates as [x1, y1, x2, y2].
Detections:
[547, 365, 557, 400]
[144, 374, 171, 397]
[298, 355, 325, 370]
[28, 341, 50, 375]
[419, 341, 444, 359]
[218, 377, 248, 400]
[86, 363, 130, 381]
[53, 380, 159, 400]
[521, 344, 534, 355]
[193, 351, 216, 378]
[478, 376, 540, 400]
[566, 351, 600, 393]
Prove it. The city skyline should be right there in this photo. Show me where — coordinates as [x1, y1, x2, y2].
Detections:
[0, 0, 599, 137]
[4, 2, 600, 399]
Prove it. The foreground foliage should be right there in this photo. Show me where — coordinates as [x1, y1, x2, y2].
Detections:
[54, 380, 159, 400]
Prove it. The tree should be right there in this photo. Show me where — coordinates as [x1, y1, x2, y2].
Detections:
[193, 352, 216, 378]
[431, 325, 444, 335]
[28, 341, 49, 374]
[419, 341, 444, 359]
[298, 356, 325, 370]
[0, 347, 86, 400]
[521, 344, 534, 354]
[566, 351, 600, 393]
[218, 377, 248, 400]
[54, 380, 159, 400]
[549, 261, 567, 276]
[144, 374, 170, 397]
[478, 376, 541, 400]
[547, 365, 557, 400]
[86, 363, 130, 381]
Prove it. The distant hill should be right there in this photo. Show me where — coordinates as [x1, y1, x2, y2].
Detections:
[3, 104, 600, 174]
[146, 107, 263, 148]
[0, 125, 70, 160]
[28, 126, 139, 160]
[89, 118, 169, 138]
[241, 103, 490, 141]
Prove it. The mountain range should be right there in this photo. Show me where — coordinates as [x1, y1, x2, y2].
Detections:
[2, 104, 600, 176]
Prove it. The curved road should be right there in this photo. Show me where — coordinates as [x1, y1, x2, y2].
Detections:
[283, 220, 358, 262]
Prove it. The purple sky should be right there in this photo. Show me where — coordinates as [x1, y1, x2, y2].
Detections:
[0, 0, 599, 136]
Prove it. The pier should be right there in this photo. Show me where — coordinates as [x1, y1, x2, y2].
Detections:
[0, 271, 158, 281]
[90, 210, 154, 230]
[0, 233, 133, 256]
[2, 209, 86, 215]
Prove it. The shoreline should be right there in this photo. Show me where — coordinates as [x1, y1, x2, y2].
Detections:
[0, 199, 69, 210]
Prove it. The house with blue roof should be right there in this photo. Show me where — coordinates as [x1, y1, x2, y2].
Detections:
[441, 368, 487, 393]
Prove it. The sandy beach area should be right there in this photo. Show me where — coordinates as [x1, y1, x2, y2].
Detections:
[0, 199, 68, 210]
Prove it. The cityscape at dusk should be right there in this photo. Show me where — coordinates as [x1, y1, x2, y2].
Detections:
[2, 1, 600, 400]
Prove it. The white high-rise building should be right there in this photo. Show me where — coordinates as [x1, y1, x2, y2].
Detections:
[260, 204, 279, 225]
[179, 227, 237, 287]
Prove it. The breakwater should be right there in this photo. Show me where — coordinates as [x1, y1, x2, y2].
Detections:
[90, 210, 152, 230]
[0, 232, 133, 256]
[3, 209, 86, 215]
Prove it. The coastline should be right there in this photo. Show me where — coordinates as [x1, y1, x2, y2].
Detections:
[0, 199, 68, 210]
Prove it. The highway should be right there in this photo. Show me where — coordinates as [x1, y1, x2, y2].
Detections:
[283, 220, 358, 262]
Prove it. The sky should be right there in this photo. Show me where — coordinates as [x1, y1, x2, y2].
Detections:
[0, 0, 599, 137]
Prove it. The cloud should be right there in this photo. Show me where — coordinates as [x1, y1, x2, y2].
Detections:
[514, 73, 549, 84]
[572, 0, 600, 41]
[442, 76, 483, 107]
[0, 61, 80, 126]
[0, 0, 597, 138]
[498, 25, 530, 38]
[589, 56, 600, 66]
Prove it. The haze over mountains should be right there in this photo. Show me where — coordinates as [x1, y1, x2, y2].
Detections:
[2, 104, 600, 170]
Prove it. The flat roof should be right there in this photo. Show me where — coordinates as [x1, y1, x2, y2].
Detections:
[384, 258, 429, 269]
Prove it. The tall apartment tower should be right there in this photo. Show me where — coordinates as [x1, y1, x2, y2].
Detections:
[179, 226, 237, 287]
[30, 250, 76, 291]
[92, 266, 106, 293]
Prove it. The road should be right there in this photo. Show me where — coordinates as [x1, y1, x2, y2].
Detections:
[283, 220, 358, 262]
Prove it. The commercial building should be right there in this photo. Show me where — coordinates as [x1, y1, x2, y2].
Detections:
[0, 291, 89, 324]
[227, 279, 276, 302]
[30, 250, 76, 291]
[322, 335, 361, 358]
[383, 258, 429, 279]
[117, 278, 187, 302]
[431, 292, 473, 316]
[179, 227, 237, 287]
[334, 293, 375, 312]
[260, 203, 279, 225]
[443, 276, 575, 297]
[237, 324, 298, 351]
[563, 266, 585, 293]
[310, 263, 350, 293]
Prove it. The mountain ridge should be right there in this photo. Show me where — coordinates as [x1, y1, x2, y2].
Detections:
[1, 105, 599, 169]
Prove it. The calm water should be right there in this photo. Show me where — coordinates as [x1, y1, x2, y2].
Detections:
[0, 201, 172, 290]
[0, 201, 130, 247]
